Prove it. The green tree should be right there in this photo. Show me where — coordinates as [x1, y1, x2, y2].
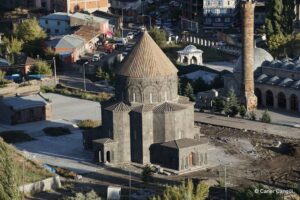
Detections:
[151, 179, 209, 200]
[14, 18, 47, 56]
[3, 37, 23, 55]
[30, 60, 52, 75]
[267, 33, 292, 55]
[260, 110, 271, 123]
[224, 89, 240, 117]
[141, 164, 154, 184]
[96, 68, 110, 81]
[0, 139, 20, 200]
[14, 18, 47, 42]
[235, 185, 282, 200]
[239, 105, 247, 118]
[149, 27, 166, 47]
[212, 97, 224, 113]
[281, 0, 295, 35]
[265, 0, 284, 38]
[184, 82, 195, 101]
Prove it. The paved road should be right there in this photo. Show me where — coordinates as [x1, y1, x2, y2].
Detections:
[195, 112, 300, 139]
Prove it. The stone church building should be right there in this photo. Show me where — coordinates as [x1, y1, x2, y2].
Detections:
[86, 31, 208, 171]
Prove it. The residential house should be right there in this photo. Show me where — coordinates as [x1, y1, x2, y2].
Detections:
[93, 10, 122, 31]
[109, 0, 142, 22]
[69, 12, 110, 35]
[47, 35, 85, 63]
[39, 12, 70, 36]
[73, 25, 101, 53]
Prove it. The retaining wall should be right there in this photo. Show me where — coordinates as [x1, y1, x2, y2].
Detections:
[19, 176, 61, 194]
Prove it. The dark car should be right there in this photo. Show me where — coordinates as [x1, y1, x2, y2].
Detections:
[76, 59, 89, 65]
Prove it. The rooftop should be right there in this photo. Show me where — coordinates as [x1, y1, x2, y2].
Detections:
[69, 12, 109, 23]
[40, 12, 69, 21]
[1, 94, 49, 110]
[47, 34, 85, 49]
[73, 26, 100, 42]
[117, 31, 178, 78]
[160, 138, 207, 149]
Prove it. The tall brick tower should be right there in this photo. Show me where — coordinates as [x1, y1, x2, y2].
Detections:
[241, 0, 257, 111]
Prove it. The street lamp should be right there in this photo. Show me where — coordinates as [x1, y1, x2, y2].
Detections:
[83, 61, 88, 91]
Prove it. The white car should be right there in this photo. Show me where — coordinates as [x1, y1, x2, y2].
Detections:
[92, 54, 100, 62]
[127, 32, 134, 39]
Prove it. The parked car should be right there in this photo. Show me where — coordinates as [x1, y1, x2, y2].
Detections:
[92, 54, 100, 62]
[114, 37, 128, 46]
[127, 32, 134, 39]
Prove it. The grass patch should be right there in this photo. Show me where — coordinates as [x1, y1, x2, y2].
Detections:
[0, 131, 34, 143]
[43, 127, 71, 137]
[41, 84, 113, 102]
[77, 119, 101, 130]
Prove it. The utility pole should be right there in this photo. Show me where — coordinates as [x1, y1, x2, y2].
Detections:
[52, 57, 57, 84]
[224, 165, 227, 200]
[83, 62, 87, 91]
[129, 170, 131, 199]
[122, 8, 124, 38]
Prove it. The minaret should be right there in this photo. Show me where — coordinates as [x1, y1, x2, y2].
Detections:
[241, 0, 257, 111]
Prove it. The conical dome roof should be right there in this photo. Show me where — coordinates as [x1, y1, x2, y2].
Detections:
[117, 31, 178, 78]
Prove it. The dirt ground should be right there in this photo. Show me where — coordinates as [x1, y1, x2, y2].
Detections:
[26, 123, 300, 200]
[178, 123, 300, 199]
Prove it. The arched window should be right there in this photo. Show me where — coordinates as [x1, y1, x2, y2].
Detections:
[255, 88, 262, 106]
[191, 56, 197, 64]
[290, 94, 298, 111]
[278, 92, 286, 109]
[266, 90, 274, 107]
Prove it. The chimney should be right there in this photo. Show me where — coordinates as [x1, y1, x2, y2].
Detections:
[241, 0, 257, 111]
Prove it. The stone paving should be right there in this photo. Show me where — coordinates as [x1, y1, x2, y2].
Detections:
[195, 112, 300, 139]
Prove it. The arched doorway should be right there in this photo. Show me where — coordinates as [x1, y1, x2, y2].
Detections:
[255, 88, 262, 106]
[266, 90, 274, 107]
[191, 56, 197, 64]
[290, 94, 298, 111]
[183, 56, 189, 64]
[278, 92, 286, 109]
[106, 151, 111, 162]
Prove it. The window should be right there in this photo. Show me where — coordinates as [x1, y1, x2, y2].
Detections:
[46, 28, 50, 33]
[228, 0, 230, 5]
[45, 20, 48, 24]
[224, 18, 230, 23]
[133, 93, 136, 102]
[215, 18, 221, 22]
[55, 29, 59, 34]
[57, 21, 61, 26]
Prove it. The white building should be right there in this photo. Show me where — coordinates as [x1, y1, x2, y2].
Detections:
[203, 0, 238, 29]
[39, 12, 70, 36]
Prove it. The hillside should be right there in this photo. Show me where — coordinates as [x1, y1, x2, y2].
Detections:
[0, 137, 53, 187]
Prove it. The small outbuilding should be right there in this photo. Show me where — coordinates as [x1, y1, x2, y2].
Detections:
[177, 45, 203, 65]
[0, 94, 52, 125]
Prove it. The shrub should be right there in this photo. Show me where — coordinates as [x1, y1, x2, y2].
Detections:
[239, 105, 247, 118]
[0, 131, 34, 143]
[30, 59, 52, 75]
[43, 127, 71, 136]
[151, 179, 209, 200]
[212, 97, 225, 113]
[249, 111, 256, 121]
[141, 164, 154, 183]
[77, 120, 101, 129]
[62, 190, 101, 200]
[260, 110, 271, 123]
